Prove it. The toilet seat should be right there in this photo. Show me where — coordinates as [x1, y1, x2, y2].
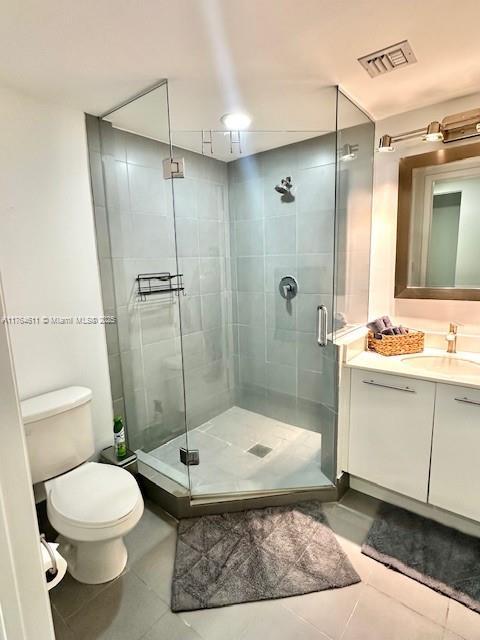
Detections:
[46, 462, 143, 542]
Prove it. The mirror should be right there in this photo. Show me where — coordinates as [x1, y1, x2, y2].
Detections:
[395, 141, 480, 301]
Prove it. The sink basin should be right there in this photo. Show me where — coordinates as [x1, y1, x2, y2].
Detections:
[401, 355, 480, 376]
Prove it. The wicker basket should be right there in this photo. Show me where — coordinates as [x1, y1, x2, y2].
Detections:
[367, 330, 425, 357]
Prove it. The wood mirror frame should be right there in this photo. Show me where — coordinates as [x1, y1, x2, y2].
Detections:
[395, 141, 480, 301]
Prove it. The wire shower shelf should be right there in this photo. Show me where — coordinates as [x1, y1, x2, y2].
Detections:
[136, 272, 185, 301]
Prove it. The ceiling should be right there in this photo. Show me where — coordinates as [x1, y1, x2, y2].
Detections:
[104, 81, 344, 161]
[2, 0, 480, 133]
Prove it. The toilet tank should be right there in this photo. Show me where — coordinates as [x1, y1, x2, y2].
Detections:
[21, 386, 95, 484]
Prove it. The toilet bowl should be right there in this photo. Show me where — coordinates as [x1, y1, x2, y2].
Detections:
[21, 386, 144, 584]
[46, 462, 144, 584]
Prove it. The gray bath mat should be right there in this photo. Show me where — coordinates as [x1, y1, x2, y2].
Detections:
[362, 502, 480, 612]
[171, 501, 360, 612]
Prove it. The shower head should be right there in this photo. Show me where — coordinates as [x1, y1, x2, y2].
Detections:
[275, 176, 293, 195]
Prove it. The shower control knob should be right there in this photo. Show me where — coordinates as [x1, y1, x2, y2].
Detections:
[279, 275, 298, 300]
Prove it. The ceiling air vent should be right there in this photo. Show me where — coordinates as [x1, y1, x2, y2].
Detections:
[358, 40, 417, 78]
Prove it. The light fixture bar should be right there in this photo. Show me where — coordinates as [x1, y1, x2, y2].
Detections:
[391, 127, 427, 143]
[378, 107, 480, 152]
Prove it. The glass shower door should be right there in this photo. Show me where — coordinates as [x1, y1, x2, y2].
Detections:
[171, 110, 341, 498]
[95, 81, 191, 490]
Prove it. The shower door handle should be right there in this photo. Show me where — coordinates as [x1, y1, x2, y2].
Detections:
[317, 305, 328, 347]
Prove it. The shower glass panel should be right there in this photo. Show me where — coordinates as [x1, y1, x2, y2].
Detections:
[88, 83, 374, 503]
[334, 91, 375, 335]
[92, 82, 190, 489]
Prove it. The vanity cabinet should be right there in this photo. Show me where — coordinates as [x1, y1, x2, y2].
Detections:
[349, 369, 436, 501]
[429, 383, 480, 522]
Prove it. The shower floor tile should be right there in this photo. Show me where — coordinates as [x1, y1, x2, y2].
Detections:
[143, 406, 331, 496]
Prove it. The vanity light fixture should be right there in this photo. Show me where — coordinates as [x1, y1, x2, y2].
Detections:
[220, 112, 251, 130]
[423, 121, 444, 142]
[377, 134, 395, 152]
[339, 143, 359, 161]
[378, 107, 480, 152]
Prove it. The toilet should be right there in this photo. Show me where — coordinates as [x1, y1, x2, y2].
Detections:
[21, 386, 144, 584]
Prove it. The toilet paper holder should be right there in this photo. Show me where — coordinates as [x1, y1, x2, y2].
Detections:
[40, 534, 58, 578]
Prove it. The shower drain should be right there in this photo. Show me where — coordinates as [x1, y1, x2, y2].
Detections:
[248, 444, 272, 458]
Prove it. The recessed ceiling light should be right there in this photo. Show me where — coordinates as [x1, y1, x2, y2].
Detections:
[221, 112, 251, 130]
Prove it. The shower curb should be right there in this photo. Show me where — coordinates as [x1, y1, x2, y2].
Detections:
[139, 469, 350, 519]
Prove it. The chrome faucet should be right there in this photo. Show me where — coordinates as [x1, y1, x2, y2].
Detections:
[446, 322, 458, 353]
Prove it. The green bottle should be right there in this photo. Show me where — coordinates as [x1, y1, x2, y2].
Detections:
[113, 416, 127, 459]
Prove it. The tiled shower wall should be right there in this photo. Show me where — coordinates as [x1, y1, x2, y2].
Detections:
[87, 117, 232, 451]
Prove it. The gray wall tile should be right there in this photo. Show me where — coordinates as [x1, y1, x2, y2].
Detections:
[265, 293, 296, 330]
[234, 219, 264, 256]
[266, 329, 296, 366]
[125, 133, 165, 168]
[236, 291, 265, 326]
[175, 217, 199, 257]
[197, 181, 225, 220]
[237, 257, 264, 292]
[199, 219, 224, 257]
[199, 257, 222, 293]
[172, 177, 198, 218]
[297, 210, 335, 255]
[265, 215, 296, 255]
[128, 164, 166, 214]
[178, 295, 202, 335]
[88, 151, 106, 207]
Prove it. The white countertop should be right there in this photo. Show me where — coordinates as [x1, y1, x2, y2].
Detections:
[346, 347, 480, 390]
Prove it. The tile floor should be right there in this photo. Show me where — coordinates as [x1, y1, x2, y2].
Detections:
[139, 406, 331, 495]
[50, 490, 480, 640]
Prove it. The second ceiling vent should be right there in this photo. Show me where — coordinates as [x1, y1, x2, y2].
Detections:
[358, 40, 417, 78]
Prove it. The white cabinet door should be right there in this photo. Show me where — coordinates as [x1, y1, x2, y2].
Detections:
[429, 383, 480, 521]
[349, 369, 436, 501]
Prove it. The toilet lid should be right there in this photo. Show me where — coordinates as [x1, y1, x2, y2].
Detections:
[48, 462, 141, 528]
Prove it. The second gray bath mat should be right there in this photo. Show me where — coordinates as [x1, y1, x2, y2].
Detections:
[171, 501, 360, 612]
[362, 502, 480, 612]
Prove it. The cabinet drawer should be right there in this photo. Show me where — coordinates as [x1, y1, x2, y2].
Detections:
[429, 383, 480, 521]
[349, 369, 435, 501]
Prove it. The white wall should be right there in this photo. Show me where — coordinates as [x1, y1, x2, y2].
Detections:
[0, 86, 113, 452]
[370, 92, 480, 335]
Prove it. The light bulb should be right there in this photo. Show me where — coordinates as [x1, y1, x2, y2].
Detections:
[220, 112, 252, 130]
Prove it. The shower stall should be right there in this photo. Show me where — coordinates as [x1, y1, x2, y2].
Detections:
[87, 81, 374, 512]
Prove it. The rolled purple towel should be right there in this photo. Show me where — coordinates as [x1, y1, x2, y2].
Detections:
[381, 328, 395, 335]
[399, 326, 408, 335]
[367, 318, 386, 333]
[381, 315, 393, 328]
[392, 326, 401, 335]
